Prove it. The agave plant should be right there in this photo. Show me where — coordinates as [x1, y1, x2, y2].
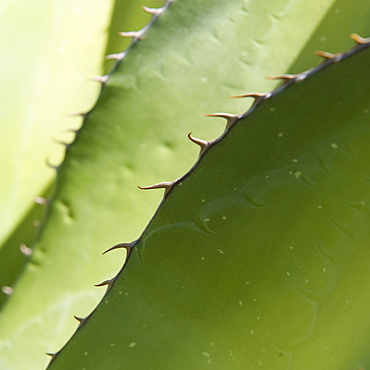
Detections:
[1, 0, 370, 369]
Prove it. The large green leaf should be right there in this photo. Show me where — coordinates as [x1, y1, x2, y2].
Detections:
[1, 0, 370, 368]
[0, 0, 115, 305]
[50, 38, 370, 369]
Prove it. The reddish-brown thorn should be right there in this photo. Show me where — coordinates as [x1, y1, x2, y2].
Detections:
[89, 75, 108, 84]
[142, 6, 162, 15]
[266, 74, 297, 81]
[119, 31, 143, 40]
[229, 92, 267, 99]
[103, 242, 133, 255]
[204, 113, 237, 130]
[34, 196, 47, 205]
[20, 244, 32, 256]
[2, 286, 13, 295]
[187, 132, 208, 151]
[351, 33, 370, 45]
[138, 181, 173, 195]
[314, 50, 338, 60]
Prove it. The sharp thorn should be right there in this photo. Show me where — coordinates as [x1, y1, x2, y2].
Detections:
[2, 286, 13, 295]
[229, 92, 267, 99]
[103, 242, 134, 255]
[89, 75, 108, 84]
[204, 113, 238, 130]
[118, 31, 143, 40]
[45, 353, 56, 359]
[20, 244, 33, 256]
[142, 6, 162, 15]
[314, 50, 338, 60]
[350, 33, 370, 45]
[138, 181, 174, 195]
[95, 278, 115, 290]
[265, 74, 297, 81]
[187, 132, 209, 153]
[73, 316, 87, 328]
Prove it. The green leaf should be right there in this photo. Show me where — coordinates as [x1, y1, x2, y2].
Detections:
[0, 0, 115, 303]
[50, 38, 370, 369]
[1, 0, 370, 368]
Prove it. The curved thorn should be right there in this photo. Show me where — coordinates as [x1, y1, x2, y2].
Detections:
[89, 75, 108, 84]
[138, 181, 174, 195]
[187, 132, 209, 153]
[103, 242, 134, 255]
[119, 31, 143, 40]
[45, 353, 56, 359]
[73, 316, 87, 328]
[95, 278, 115, 291]
[142, 6, 162, 15]
[229, 92, 267, 99]
[266, 74, 297, 81]
[314, 50, 338, 60]
[204, 113, 238, 130]
[350, 33, 370, 45]
[20, 244, 32, 256]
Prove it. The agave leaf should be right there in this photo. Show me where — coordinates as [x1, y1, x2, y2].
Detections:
[49, 38, 370, 369]
[1, 0, 370, 369]
[0, 0, 116, 304]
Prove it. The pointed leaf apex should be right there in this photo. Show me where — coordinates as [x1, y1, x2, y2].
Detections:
[351, 33, 370, 45]
[103, 242, 135, 255]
